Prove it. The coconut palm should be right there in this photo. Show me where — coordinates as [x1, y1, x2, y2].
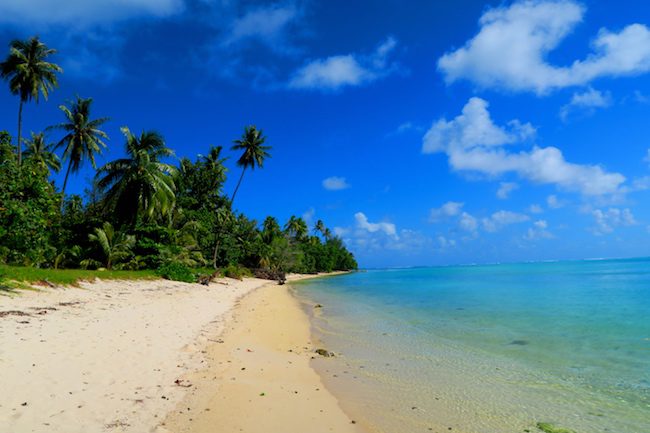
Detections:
[84, 222, 135, 270]
[262, 216, 282, 244]
[49, 96, 109, 196]
[0, 37, 62, 165]
[314, 219, 326, 237]
[285, 216, 308, 241]
[23, 132, 61, 173]
[230, 125, 271, 205]
[96, 127, 177, 224]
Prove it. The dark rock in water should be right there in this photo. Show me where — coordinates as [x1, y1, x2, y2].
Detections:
[509, 339, 529, 346]
[536, 422, 577, 433]
[314, 304, 323, 309]
[315, 348, 334, 357]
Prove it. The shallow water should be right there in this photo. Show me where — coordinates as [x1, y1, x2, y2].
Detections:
[295, 259, 650, 433]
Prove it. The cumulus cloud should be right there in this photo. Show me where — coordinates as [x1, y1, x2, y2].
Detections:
[592, 207, 636, 235]
[422, 97, 626, 196]
[0, 0, 183, 26]
[289, 37, 399, 90]
[482, 210, 530, 232]
[354, 212, 398, 238]
[528, 204, 544, 214]
[429, 201, 464, 222]
[438, 0, 650, 94]
[459, 212, 478, 233]
[560, 88, 612, 121]
[497, 182, 519, 199]
[322, 176, 350, 191]
[524, 219, 553, 240]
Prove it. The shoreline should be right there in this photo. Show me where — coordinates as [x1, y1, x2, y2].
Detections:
[162, 273, 363, 433]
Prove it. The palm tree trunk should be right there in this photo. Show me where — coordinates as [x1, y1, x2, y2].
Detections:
[17, 99, 24, 166]
[230, 167, 247, 205]
[61, 160, 73, 197]
[212, 236, 221, 270]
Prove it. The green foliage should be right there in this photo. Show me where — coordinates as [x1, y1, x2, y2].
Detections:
[221, 263, 252, 280]
[156, 262, 195, 283]
[0, 139, 60, 266]
[84, 222, 135, 270]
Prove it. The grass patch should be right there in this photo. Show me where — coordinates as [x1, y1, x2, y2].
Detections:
[0, 265, 158, 289]
[537, 422, 577, 433]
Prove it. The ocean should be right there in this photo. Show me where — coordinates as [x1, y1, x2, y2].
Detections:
[294, 258, 650, 433]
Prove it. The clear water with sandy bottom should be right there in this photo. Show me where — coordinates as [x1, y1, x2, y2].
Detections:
[295, 259, 650, 433]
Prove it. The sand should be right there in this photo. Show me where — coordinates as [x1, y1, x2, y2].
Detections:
[0, 275, 360, 433]
[161, 279, 363, 433]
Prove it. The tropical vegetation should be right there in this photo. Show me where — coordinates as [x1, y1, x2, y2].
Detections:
[0, 36, 357, 284]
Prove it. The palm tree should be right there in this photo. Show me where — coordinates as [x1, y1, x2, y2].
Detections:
[212, 206, 234, 269]
[23, 132, 61, 173]
[314, 219, 326, 237]
[49, 96, 109, 196]
[285, 216, 308, 241]
[95, 127, 177, 224]
[230, 125, 271, 205]
[262, 216, 282, 243]
[0, 37, 62, 165]
[85, 222, 135, 270]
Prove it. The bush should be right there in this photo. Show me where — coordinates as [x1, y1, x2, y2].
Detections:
[221, 263, 252, 280]
[156, 262, 195, 283]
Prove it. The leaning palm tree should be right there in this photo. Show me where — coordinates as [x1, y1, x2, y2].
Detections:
[0, 36, 62, 165]
[95, 127, 177, 224]
[48, 96, 109, 196]
[23, 131, 61, 173]
[230, 125, 271, 205]
[84, 222, 135, 270]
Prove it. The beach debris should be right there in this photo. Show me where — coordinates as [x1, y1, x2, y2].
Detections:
[536, 422, 577, 433]
[315, 348, 334, 357]
[174, 379, 192, 388]
[0, 310, 31, 318]
[314, 304, 323, 309]
[253, 268, 286, 284]
[259, 392, 265, 396]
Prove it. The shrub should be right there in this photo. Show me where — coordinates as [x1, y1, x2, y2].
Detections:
[156, 262, 195, 283]
[221, 263, 252, 280]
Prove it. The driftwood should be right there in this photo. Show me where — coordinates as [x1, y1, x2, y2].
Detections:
[253, 268, 286, 285]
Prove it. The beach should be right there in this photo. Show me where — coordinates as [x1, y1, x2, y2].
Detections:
[0, 275, 359, 433]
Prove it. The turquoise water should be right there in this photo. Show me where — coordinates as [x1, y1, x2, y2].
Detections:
[295, 258, 650, 433]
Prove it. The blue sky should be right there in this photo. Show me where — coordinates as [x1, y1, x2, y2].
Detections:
[2, 0, 650, 268]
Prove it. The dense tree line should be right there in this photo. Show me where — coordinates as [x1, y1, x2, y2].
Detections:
[0, 36, 357, 279]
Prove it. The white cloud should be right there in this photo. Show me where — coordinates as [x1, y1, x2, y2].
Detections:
[355, 212, 398, 238]
[221, 4, 299, 52]
[482, 210, 530, 232]
[429, 201, 464, 222]
[528, 204, 544, 214]
[644, 149, 650, 166]
[422, 97, 626, 196]
[438, 0, 650, 94]
[546, 194, 563, 209]
[437, 236, 457, 249]
[524, 219, 554, 240]
[289, 37, 399, 90]
[459, 212, 478, 233]
[322, 176, 350, 191]
[560, 88, 612, 120]
[0, 0, 183, 26]
[592, 208, 636, 235]
[497, 181, 519, 199]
